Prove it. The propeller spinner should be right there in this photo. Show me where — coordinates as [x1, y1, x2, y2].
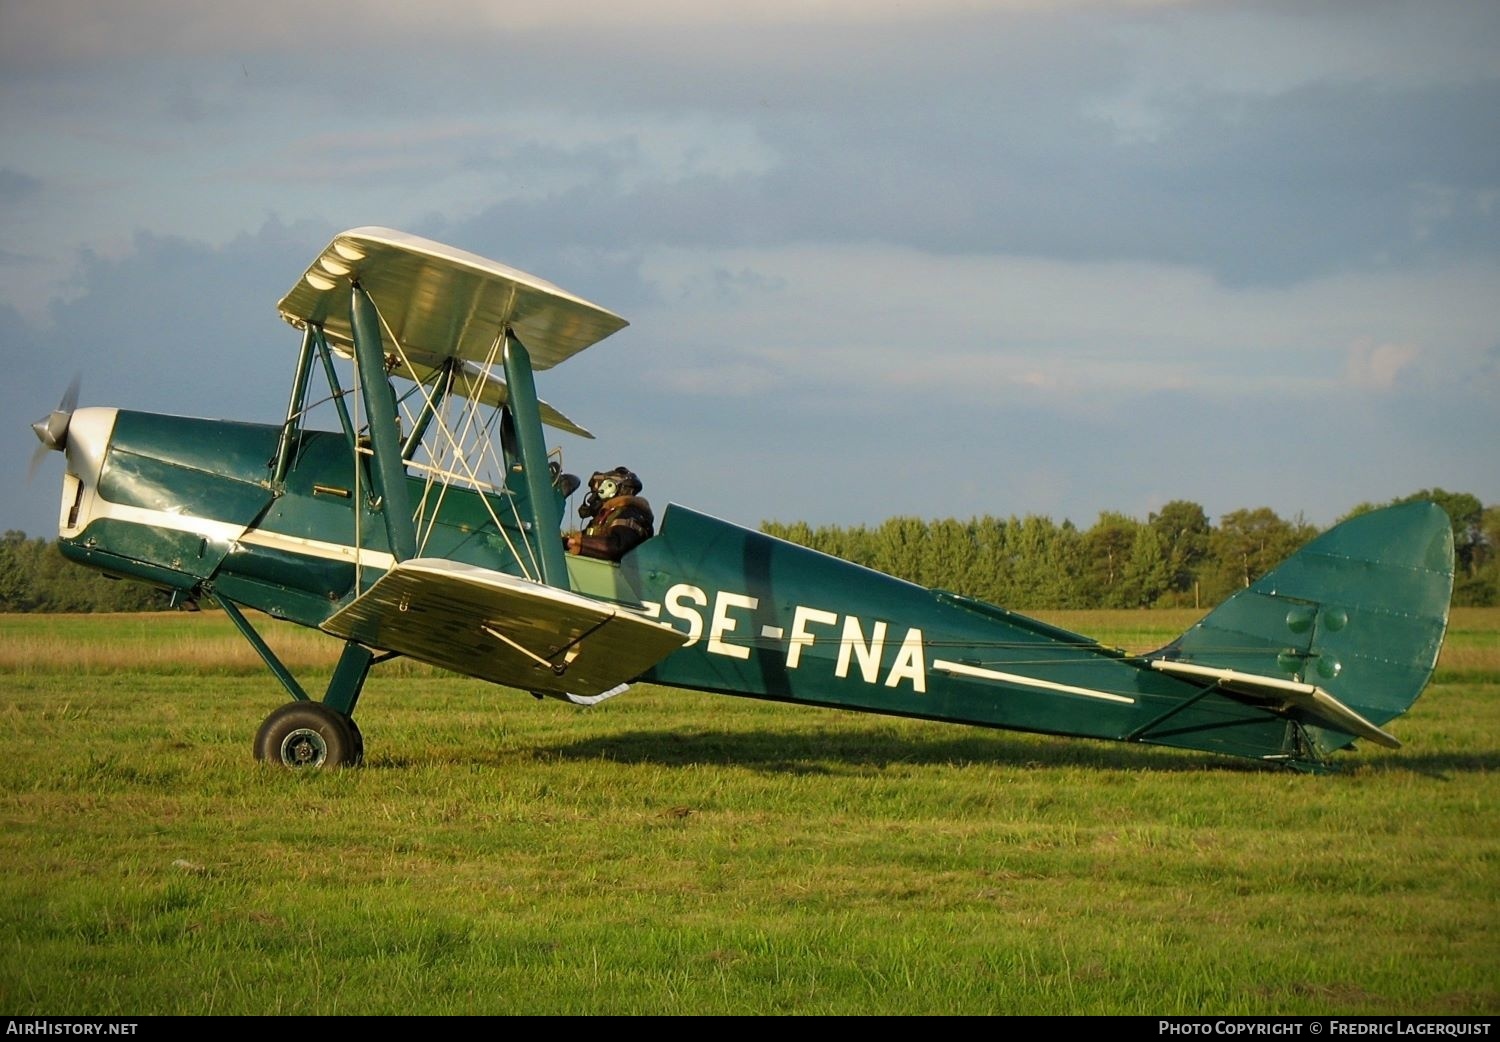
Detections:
[29, 375, 81, 479]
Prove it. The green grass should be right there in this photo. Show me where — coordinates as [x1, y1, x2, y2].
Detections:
[0, 611, 1495, 1014]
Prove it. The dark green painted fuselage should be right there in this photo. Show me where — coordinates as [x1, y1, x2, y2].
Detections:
[58, 410, 1454, 770]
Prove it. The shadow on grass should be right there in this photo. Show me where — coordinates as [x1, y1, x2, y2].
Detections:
[1353, 748, 1500, 778]
[373, 726, 1500, 777]
[530, 726, 1270, 775]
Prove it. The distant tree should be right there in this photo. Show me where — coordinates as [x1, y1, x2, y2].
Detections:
[1394, 489, 1485, 577]
[1203, 508, 1318, 604]
[1468, 505, 1500, 606]
[1121, 523, 1170, 608]
[762, 520, 811, 548]
[1006, 515, 1053, 609]
[1006, 515, 1086, 609]
[0, 531, 40, 611]
[1482, 505, 1500, 573]
[922, 518, 976, 593]
[872, 516, 927, 585]
[971, 516, 1012, 605]
[1149, 500, 1211, 605]
[0, 532, 165, 613]
[836, 524, 878, 570]
[1052, 521, 1088, 608]
[1083, 512, 1141, 608]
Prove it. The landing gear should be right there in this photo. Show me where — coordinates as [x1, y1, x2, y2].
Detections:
[215, 596, 380, 768]
[254, 702, 364, 768]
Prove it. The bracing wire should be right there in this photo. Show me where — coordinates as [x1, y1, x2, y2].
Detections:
[372, 305, 537, 581]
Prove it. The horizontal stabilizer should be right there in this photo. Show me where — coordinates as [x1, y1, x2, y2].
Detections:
[322, 559, 687, 697]
[1150, 659, 1400, 749]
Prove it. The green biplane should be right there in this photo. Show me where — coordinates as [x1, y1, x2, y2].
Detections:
[31, 228, 1455, 771]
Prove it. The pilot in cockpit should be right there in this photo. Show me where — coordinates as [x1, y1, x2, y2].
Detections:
[562, 465, 654, 561]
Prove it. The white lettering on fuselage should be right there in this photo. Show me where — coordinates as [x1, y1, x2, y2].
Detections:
[662, 584, 708, 644]
[708, 591, 757, 660]
[652, 583, 927, 693]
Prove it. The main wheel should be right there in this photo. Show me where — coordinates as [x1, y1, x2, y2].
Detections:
[254, 702, 362, 768]
[346, 715, 365, 765]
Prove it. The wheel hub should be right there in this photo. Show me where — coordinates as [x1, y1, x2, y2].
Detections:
[280, 727, 328, 767]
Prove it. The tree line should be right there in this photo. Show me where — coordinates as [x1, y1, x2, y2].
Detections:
[0, 531, 165, 612]
[2, 488, 1494, 612]
[761, 489, 1498, 610]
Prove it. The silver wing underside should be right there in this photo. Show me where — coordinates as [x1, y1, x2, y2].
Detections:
[322, 558, 687, 698]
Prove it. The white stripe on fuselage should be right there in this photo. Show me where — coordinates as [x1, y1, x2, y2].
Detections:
[932, 659, 1136, 704]
[237, 528, 396, 571]
[71, 491, 397, 574]
[71, 496, 255, 547]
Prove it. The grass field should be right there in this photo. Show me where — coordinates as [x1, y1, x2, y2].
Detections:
[0, 609, 1495, 1015]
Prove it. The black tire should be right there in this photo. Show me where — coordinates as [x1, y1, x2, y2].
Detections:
[254, 702, 361, 768]
[346, 715, 365, 766]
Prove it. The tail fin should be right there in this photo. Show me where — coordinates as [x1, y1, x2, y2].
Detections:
[1154, 501, 1454, 755]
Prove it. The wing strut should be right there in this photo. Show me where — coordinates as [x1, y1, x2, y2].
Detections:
[350, 282, 417, 562]
[481, 610, 611, 676]
[501, 329, 568, 588]
[272, 324, 317, 486]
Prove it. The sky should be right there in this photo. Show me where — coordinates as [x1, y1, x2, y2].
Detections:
[3, 0, 1497, 541]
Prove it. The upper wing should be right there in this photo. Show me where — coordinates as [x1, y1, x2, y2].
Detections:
[321, 558, 688, 698]
[277, 227, 629, 371]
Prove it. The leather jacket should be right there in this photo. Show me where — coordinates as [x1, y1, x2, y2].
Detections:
[572, 495, 654, 561]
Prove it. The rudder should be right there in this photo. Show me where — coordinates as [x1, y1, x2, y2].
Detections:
[1155, 501, 1454, 752]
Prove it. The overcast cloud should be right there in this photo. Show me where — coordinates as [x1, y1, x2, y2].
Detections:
[3, 0, 1496, 539]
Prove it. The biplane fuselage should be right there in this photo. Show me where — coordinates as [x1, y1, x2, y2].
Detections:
[38, 229, 1455, 772]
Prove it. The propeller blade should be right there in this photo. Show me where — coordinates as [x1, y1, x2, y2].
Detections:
[26, 441, 51, 483]
[28, 374, 82, 467]
[59, 373, 80, 416]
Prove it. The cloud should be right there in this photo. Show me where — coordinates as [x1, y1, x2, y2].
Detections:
[614, 243, 1500, 401]
[6, 218, 1497, 543]
[0, 167, 44, 204]
[0, 1, 1187, 66]
[6, 1, 1497, 310]
[1345, 339, 1419, 391]
[3, 2, 1497, 539]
